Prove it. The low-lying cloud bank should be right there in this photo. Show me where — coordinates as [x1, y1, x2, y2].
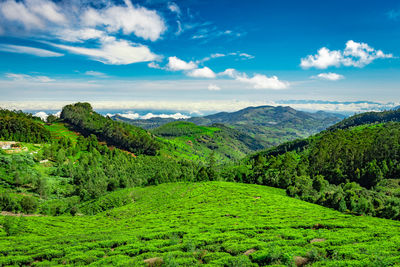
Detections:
[107, 111, 190, 120]
[3, 100, 398, 117]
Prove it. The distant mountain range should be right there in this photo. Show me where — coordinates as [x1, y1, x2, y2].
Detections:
[112, 105, 345, 147]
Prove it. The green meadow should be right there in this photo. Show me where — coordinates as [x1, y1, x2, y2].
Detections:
[1, 182, 399, 266]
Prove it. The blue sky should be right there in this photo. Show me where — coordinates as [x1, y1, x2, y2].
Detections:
[0, 0, 399, 113]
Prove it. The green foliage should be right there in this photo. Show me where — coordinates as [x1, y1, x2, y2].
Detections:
[328, 108, 400, 131]
[155, 121, 264, 163]
[61, 102, 160, 155]
[0, 109, 51, 143]
[243, 122, 400, 220]
[0, 182, 399, 266]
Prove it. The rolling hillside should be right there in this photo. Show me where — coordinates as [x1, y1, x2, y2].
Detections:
[327, 108, 400, 131]
[154, 121, 264, 162]
[240, 121, 400, 220]
[1, 182, 400, 266]
[114, 105, 345, 148]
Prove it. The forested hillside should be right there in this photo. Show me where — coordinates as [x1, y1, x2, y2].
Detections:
[154, 121, 264, 162]
[229, 122, 400, 220]
[61, 103, 159, 155]
[0, 109, 50, 143]
[327, 108, 400, 130]
[1, 104, 400, 266]
[112, 105, 345, 148]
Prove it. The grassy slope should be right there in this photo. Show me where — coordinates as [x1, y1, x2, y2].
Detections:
[155, 122, 262, 163]
[1, 182, 399, 266]
[43, 122, 79, 143]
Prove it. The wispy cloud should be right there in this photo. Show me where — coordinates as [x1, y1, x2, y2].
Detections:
[387, 9, 400, 20]
[84, 71, 108, 78]
[208, 84, 221, 91]
[5, 73, 54, 82]
[301, 40, 393, 69]
[3, 100, 398, 115]
[50, 37, 158, 65]
[0, 0, 164, 65]
[312, 72, 344, 81]
[167, 2, 181, 17]
[0, 44, 63, 57]
[220, 69, 289, 89]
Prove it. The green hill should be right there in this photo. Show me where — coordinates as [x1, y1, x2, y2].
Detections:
[239, 122, 400, 220]
[327, 108, 400, 131]
[1, 182, 399, 266]
[0, 109, 51, 143]
[114, 105, 344, 148]
[154, 121, 264, 163]
[61, 103, 160, 156]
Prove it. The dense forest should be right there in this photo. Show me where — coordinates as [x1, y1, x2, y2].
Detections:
[228, 122, 400, 220]
[61, 103, 160, 155]
[327, 108, 400, 130]
[0, 109, 51, 143]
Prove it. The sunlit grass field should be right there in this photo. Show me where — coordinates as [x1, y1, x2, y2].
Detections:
[1, 182, 399, 266]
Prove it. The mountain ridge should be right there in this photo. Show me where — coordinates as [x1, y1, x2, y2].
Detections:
[113, 105, 345, 148]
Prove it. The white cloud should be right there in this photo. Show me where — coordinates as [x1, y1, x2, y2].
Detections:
[220, 68, 289, 89]
[148, 62, 163, 69]
[239, 53, 254, 59]
[342, 40, 393, 67]
[5, 73, 54, 82]
[167, 56, 197, 71]
[141, 112, 189, 120]
[301, 40, 393, 69]
[0, 0, 67, 31]
[3, 99, 399, 115]
[187, 67, 216, 78]
[211, 53, 225, 58]
[208, 84, 221, 91]
[51, 37, 158, 65]
[33, 111, 48, 121]
[118, 112, 140, 120]
[301, 47, 342, 69]
[26, 0, 67, 24]
[0, 44, 63, 57]
[82, 1, 166, 42]
[85, 71, 107, 77]
[0, 0, 45, 30]
[167, 2, 181, 16]
[313, 72, 344, 81]
[56, 28, 106, 43]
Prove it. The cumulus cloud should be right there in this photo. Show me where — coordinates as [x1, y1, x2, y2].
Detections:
[313, 72, 344, 81]
[118, 112, 140, 120]
[167, 56, 197, 71]
[301, 40, 393, 69]
[6, 73, 54, 82]
[51, 37, 158, 65]
[187, 67, 216, 78]
[0, 44, 63, 57]
[220, 68, 289, 89]
[0, 0, 66, 30]
[82, 1, 166, 42]
[208, 84, 221, 91]
[141, 112, 189, 120]
[0, 0, 164, 65]
[33, 111, 48, 121]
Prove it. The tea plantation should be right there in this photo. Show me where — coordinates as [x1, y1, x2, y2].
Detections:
[1, 182, 399, 266]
